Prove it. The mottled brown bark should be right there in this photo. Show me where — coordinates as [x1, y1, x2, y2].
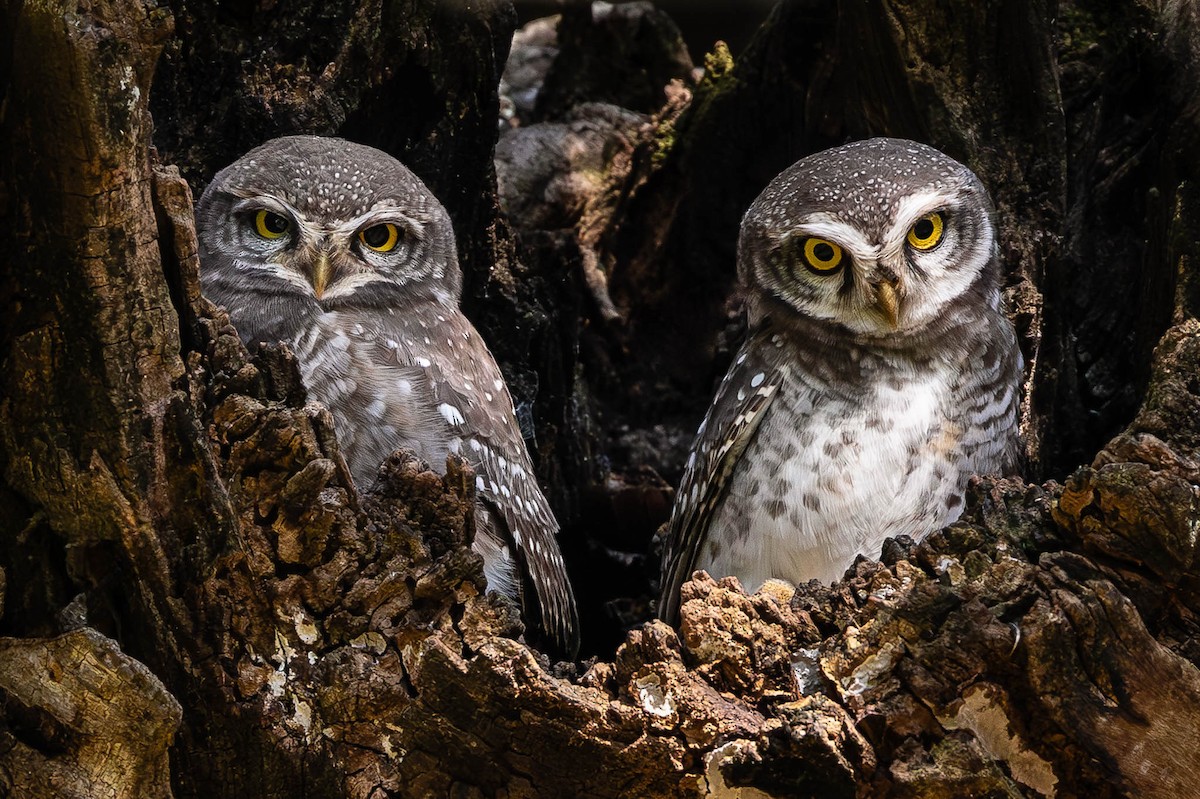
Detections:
[3, 0, 1200, 797]
[0, 629, 180, 799]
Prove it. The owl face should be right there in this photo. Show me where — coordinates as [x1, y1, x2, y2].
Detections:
[197, 136, 461, 309]
[739, 138, 997, 339]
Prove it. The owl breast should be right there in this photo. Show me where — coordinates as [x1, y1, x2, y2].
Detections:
[699, 334, 1018, 591]
[287, 309, 450, 481]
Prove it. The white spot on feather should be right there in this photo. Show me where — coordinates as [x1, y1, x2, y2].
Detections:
[438, 403, 465, 425]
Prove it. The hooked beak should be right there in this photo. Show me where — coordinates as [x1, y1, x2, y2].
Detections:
[310, 252, 333, 300]
[873, 280, 900, 328]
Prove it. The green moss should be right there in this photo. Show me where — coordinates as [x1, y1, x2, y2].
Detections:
[700, 40, 735, 89]
[651, 116, 676, 165]
[1057, 3, 1102, 61]
[651, 40, 738, 166]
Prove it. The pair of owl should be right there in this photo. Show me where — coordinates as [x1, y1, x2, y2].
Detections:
[197, 136, 1021, 657]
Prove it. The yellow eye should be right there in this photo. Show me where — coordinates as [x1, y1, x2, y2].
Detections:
[802, 237, 844, 273]
[359, 223, 400, 253]
[907, 212, 944, 250]
[254, 209, 290, 239]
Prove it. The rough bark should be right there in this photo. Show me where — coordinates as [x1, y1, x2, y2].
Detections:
[3, 0, 1200, 797]
[0, 628, 180, 799]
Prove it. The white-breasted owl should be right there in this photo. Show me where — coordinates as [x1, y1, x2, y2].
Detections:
[197, 135, 579, 655]
[659, 138, 1022, 622]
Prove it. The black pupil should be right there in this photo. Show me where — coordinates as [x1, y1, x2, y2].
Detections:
[263, 213, 288, 234]
[813, 242, 835, 262]
[363, 225, 392, 248]
[914, 218, 935, 240]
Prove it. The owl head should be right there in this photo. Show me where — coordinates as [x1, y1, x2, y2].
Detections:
[738, 138, 999, 341]
[196, 135, 461, 310]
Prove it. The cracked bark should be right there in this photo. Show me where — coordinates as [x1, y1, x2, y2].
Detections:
[3, 0, 1200, 797]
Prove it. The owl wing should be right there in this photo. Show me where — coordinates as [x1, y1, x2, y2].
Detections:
[659, 322, 789, 624]
[371, 305, 579, 657]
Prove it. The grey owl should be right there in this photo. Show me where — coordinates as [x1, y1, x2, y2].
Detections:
[197, 135, 579, 655]
[659, 138, 1022, 623]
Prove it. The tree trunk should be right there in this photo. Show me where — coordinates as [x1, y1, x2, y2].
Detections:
[2, 0, 1199, 797]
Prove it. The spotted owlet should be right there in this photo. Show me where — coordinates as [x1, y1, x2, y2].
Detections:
[197, 135, 579, 655]
[659, 138, 1023, 622]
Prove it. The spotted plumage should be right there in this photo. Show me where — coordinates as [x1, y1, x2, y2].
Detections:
[660, 138, 1022, 623]
[197, 135, 578, 655]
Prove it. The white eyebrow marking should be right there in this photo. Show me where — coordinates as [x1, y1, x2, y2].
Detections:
[881, 190, 955, 259]
[787, 212, 878, 264]
[332, 210, 426, 241]
[230, 193, 301, 219]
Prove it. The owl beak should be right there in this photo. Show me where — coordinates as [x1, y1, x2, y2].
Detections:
[310, 252, 333, 299]
[873, 280, 900, 328]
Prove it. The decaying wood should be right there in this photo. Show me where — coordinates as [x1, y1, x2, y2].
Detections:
[3, 0, 1200, 797]
[0, 629, 180, 799]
